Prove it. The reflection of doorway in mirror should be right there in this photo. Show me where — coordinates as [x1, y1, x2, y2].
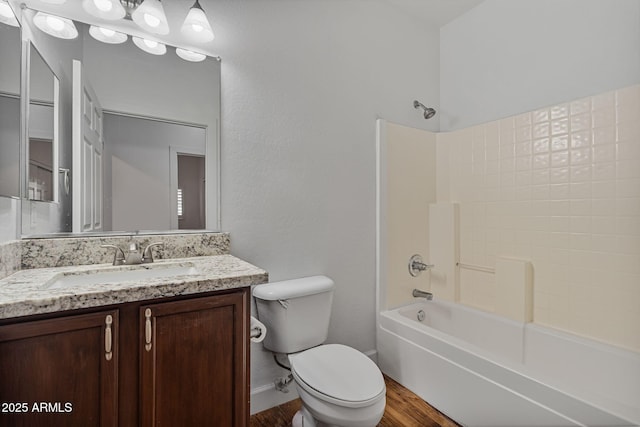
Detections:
[28, 138, 53, 201]
[177, 154, 205, 230]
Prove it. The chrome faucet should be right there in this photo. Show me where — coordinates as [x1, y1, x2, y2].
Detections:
[412, 289, 433, 300]
[101, 242, 164, 266]
[101, 245, 125, 266]
[142, 242, 165, 263]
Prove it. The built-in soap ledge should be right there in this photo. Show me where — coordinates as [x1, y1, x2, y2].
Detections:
[21, 232, 230, 269]
[0, 254, 268, 320]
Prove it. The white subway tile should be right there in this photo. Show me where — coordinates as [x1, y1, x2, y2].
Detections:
[616, 216, 640, 236]
[551, 134, 569, 152]
[592, 216, 617, 234]
[551, 104, 569, 119]
[617, 179, 640, 198]
[533, 122, 550, 139]
[592, 91, 615, 110]
[570, 130, 592, 149]
[533, 137, 550, 154]
[513, 114, 529, 128]
[532, 169, 550, 185]
[591, 234, 617, 252]
[570, 98, 591, 115]
[570, 114, 591, 132]
[550, 167, 569, 184]
[533, 153, 550, 169]
[593, 126, 616, 145]
[549, 183, 569, 200]
[551, 151, 569, 167]
[592, 108, 616, 129]
[616, 120, 640, 142]
[570, 216, 591, 233]
[616, 197, 640, 216]
[617, 160, 640, 179]
[533, 108, 550, 123]
[570, 182, 592, 199]
[570, 148, 591, 165]
[591, 181, 614, 199]
[570, 199, 591, 216]
[515, 125, 532, 142]
[591, 199, 616, 216]
[551, 118, 569, 135]
[592, 144, 616, 163]
[592, 162, 616, 180]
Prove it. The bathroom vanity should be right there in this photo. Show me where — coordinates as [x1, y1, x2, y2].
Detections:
[0, 254, 268, 426]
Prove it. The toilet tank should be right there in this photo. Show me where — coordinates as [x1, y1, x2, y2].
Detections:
[253, 276, 334, 354]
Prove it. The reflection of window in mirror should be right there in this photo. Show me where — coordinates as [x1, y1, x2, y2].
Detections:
[28, 44, 58, 202]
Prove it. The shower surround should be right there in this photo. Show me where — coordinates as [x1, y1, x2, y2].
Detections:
[376, 84, 640, 426]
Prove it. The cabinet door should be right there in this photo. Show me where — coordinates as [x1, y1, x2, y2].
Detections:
[0, 310, 118, 427]
[140, 292, 248, 427]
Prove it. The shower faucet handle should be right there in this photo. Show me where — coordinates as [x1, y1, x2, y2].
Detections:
[408, 254, 434, 277]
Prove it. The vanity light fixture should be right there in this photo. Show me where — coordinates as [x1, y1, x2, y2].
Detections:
[0, 1, 19, 27]
[89, 25, 127, 44]
[33, 11, 78, 39]
[181, 0, 214, 43]
[132, 36, 166, 55]
[175, 47, 206, 62]
[82, 0, 126, 21]
[131, 0, 169, 35]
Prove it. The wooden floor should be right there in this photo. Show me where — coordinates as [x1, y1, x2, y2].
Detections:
[250, 375, 460, 427]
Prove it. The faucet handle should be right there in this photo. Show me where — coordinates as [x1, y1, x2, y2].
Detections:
[101, 245, 125, 266]
[143, 242, 165, 263]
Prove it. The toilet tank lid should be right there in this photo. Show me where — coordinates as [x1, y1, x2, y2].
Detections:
[253, 275, 334, 301]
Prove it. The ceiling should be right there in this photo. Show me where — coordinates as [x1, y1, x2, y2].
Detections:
[384, 0, 484, 27]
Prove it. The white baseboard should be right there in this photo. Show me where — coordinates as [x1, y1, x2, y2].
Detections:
[249, 348, 378, 415]
[250, 382, 299, 415]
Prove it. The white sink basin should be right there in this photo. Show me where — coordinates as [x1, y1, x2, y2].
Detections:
[44, 263, 200, 290]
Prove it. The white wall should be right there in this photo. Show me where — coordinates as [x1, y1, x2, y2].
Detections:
[211, 0, 440, 409]
[103, 114, 206, 231]
[440, 0, 640, 131]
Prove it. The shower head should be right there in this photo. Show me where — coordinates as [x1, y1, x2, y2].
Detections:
[413, 100, 436, 120]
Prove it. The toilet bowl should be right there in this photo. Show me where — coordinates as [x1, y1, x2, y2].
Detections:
[289, 344, 386, 427]
[253, 276, 387, 427]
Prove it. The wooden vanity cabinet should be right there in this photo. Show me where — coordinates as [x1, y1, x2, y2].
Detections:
[139, 292, 249, 426]
[0, 288, 250, 427]
[0, 310, 119, 427]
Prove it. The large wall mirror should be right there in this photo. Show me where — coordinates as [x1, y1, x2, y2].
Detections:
[6, 1, 221, 236]
[0, 20, 21, 198]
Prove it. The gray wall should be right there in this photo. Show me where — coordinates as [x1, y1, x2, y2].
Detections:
[440, 0, 640, 130]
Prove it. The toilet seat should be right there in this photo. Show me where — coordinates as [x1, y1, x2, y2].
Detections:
[290, 344, 386, 409]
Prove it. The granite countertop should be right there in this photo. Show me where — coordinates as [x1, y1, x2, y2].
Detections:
[0, 255, 268, 319]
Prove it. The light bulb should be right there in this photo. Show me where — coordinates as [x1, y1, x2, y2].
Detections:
[33, 12, 78, 39]
[100, 28, 115, 37]
[131, 0, 169, 35]
[89, 25, 127, 44]
[144, 13, 160, 28]
[176, 48, 206, 62]
[0, 2, 18, 27]
[181, 1, 214, 43]
[132, 36, 166, 55]
[95, 0, 113, 12]
[46, 16, 65, 32]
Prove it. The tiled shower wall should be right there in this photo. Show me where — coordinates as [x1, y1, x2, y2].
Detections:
[438, 84, 640, 352]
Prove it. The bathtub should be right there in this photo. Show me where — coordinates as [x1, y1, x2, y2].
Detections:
[377, 299, 640, 427]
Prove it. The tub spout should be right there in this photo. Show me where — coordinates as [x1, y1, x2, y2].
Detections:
[413, 289, 433, 300]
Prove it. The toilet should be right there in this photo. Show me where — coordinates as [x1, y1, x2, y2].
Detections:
[253, 276, 386, 427]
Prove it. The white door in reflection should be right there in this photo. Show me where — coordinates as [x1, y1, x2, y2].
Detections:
[72, 60, 104, 232]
